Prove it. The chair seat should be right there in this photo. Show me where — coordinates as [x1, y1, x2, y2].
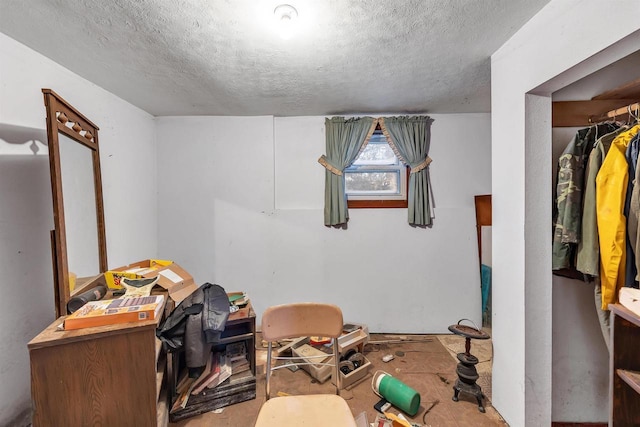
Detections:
[255, 394, 357, 426]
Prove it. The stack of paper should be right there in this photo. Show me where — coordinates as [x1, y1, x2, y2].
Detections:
[619, 287, 640, 317]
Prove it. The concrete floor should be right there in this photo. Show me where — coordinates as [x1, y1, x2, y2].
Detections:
[170, 332, 504, 427]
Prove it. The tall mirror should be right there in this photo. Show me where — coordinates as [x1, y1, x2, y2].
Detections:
[43, 89, 107, 317]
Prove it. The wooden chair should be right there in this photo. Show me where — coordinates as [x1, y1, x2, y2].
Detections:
[254, 303, 357, 427]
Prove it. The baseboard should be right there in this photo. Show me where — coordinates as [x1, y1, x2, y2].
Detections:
[5, 407, 32, 427]
[551, 423, 607, 427]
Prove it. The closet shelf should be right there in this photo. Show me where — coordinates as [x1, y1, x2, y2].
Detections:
[592, 77, 640, 100]
[617, 369, 640, 395]
[552, 77, 640, 127]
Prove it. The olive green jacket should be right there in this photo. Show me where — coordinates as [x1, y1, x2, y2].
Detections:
[576, 127, 626, 276]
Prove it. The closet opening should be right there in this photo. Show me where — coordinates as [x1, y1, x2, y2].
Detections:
[549, 50, 640, 424]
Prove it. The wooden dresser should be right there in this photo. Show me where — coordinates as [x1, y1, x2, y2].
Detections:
[28, 313, 168, 427]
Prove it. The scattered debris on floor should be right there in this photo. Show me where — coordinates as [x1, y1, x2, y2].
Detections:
[422, 399, 439, 424]
[382, 354, 395, 362]
[232, 328, 501, 427]
[374, 411, 424, 426]
[368, 337, 433, 345]
[436, 373, 450, 384]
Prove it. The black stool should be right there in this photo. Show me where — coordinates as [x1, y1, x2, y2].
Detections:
[448, 319, 490, 413]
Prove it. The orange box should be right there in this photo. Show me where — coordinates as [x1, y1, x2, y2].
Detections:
[64, 295, 165, 330]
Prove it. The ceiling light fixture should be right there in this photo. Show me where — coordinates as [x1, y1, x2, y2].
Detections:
[273, 4, 298, 40]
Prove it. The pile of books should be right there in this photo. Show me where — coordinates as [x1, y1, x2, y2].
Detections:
[226, 342, 250, 375]
[228, 292, 250, 310]
[171, 341, 250, 413]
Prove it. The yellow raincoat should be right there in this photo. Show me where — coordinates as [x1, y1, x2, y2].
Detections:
[596, 125, 640, 309]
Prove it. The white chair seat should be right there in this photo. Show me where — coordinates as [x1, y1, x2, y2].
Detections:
[255, 394, 358, 426]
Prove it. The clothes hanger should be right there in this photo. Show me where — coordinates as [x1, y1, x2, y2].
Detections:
[591, 115, 626, 148]
[628, 104, 639, 125]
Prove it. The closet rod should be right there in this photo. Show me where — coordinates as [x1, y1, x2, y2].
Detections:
[591, 101, 639, 123]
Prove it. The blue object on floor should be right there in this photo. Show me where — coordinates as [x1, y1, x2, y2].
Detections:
[481, 264, 491, 315]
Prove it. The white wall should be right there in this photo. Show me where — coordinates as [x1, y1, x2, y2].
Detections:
[491, 0, 640, 425]
[0, 33, 158, 426]
[0, 153, 52, 427]
[157, 114, 491, 332]
[551, 276, 609, 421]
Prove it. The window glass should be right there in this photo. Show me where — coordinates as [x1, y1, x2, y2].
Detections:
[345, 171, 400, 194]
[351, 133, 397, 166]
[345, 130, 407, 207]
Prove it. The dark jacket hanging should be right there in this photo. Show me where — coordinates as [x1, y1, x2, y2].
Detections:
[156, 282, 230, 371]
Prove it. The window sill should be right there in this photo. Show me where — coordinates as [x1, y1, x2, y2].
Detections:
[348, 200, 408, 209]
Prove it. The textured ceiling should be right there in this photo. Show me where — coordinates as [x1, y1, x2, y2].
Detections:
[0, 0, 550, 116]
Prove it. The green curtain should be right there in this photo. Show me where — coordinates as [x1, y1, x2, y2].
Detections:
[380, 116, 435, 226]
[318, 116, 376, 226]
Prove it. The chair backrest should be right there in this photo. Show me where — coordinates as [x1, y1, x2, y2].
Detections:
[261, 303, 344, 399]
[262, 303, 343, 341]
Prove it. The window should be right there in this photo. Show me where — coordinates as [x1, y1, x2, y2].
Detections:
[345, 130, 408, 208]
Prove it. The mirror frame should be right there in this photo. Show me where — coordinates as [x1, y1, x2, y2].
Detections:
[43, 89, 107, 317]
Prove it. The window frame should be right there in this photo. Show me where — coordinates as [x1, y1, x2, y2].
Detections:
[345, 126, 409, 209]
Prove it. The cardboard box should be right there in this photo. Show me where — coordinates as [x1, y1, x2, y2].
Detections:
[286, 327, 371, 388]
[333, 327, 370, 389]
[338, 328, 369, 354]
[290, 338, 333, 383]
[105, 259, 197, 303]
[334, 355, 371, 389]
[105, 259, 170, 288]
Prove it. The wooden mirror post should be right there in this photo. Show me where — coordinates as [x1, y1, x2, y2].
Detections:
[43, 89, 107, 317]
[474, 194, 492, 271]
